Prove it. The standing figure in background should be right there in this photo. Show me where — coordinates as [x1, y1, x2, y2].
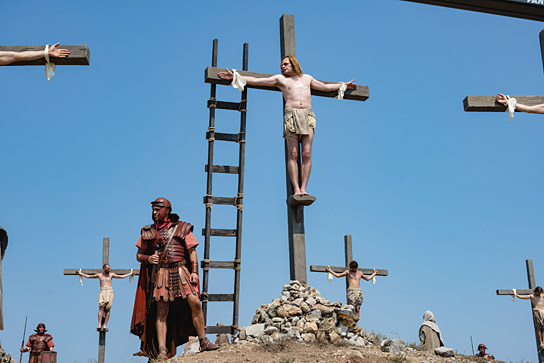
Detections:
[20, 323, 54, 363]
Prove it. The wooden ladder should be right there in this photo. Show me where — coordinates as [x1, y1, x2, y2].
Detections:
[201, 39, 247, 336]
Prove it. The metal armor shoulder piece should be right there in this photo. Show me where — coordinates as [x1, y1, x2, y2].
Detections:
[173, 221, 193, 239]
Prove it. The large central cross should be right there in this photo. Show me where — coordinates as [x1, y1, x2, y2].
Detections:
[497, 259, 543, 363]
[63, 237, 138, 363]
[205, 14, 369, 282]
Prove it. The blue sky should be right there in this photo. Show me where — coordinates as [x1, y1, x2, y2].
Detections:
[2, 0, 544, 362]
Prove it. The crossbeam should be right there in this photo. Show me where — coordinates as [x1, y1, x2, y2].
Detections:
[464, 96, 544, 112]
[402, 0, 544, 22]
[310, 265, 389, 276]
[64, 269, 137, 275]
[205, 67, 369, 101]
[0, 45, 90, 66]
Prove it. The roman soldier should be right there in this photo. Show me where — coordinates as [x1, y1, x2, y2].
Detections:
[130, 198, 217, 360]
[20, 323, 54, 363]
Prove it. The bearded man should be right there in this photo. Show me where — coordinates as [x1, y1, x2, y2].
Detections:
[20, 323, 54, 363]
[130, 198, 217, 360]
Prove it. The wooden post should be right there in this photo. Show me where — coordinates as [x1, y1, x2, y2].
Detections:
[281, 14, 308, 283]
[540, 29, 544, 75]
[63, 237, 138, 363]
[496, 259, 543, 363]
[344, 235, 353, 290]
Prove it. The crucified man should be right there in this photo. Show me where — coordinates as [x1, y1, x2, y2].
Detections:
[218, 56, 356, 196]
[76, 264, 135, 331]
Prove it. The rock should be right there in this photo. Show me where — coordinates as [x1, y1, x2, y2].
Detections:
[305, 297, 317, 306]
[266, 299, 281, 317]
[303, 321, 318, 333]
[291, 298, 303, 306]
[296, 318, 305, 333]
[337, 324, 349, 337]
[313, 304, 335, 316]
[318, 317, 336, 331]
[277, 305, 302, 318]
[308, 309, 322, 321]
[329, 332, 342, 344]
[381, 339, 406, 354]
[264, 326, 279, 335]
[349, 336, 365, 347]
[434, 347, 455, 357]
[300, 302, 310, 313]
[245, 323, 265, 337]
[302, 333, 316, 343]
[239, 329, 247, 340]
[316, 330, 327, 342]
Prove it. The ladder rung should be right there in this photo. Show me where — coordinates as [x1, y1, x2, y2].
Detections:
[201, 260, 239, 269]
[202, 228, 237, 237]
[208, 100, 245, 111]
[207, 294, 234, 302]
[203, 196, 237, 205]
[205, 325, 236, 335]
[205, 165, 239, 174]
[206, 131, 239, 142]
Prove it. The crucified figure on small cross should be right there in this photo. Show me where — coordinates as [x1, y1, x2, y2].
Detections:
[76, 264, 135, 331]
[218, 56, 356, 196]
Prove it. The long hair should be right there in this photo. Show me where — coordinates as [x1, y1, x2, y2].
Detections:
[281, 56, 303, 77]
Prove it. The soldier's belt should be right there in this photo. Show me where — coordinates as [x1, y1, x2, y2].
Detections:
[158, 261, 186, 268]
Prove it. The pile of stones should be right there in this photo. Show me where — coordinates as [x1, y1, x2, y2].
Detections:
[233, 280, 380, 347]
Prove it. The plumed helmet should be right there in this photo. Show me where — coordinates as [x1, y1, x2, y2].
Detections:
[34, 323, 47, 332]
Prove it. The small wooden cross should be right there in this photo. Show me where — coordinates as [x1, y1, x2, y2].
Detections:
[310, 234, 388, 290]
[497, 259, 543, 363]
[63, 237, 138, 363]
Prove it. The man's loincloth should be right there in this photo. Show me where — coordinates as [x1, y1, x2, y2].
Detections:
[283, 108, 316, 140]
[533, 308, 544, 328]
[99, 289, 114, 309]
[346, 287, 363, 308]
[153, 263, 198, 302]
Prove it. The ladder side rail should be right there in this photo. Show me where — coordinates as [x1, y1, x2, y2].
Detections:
[202, 38, 219, 323]
[233, 43, 248, 331]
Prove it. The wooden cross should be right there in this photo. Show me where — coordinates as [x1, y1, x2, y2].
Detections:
[402, 0, 544, 22]
[205, 14, 369, 282]
[497, 259, 543, 363]
[0, 45, 89, 66]
[63, 237, 138, 363]
[309, 234, 389, 289]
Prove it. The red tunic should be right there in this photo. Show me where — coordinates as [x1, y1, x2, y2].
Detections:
[130, 220, 200, 359]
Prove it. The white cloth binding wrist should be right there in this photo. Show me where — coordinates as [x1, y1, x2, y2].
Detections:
[78, 269, 83, 285]
[512, 288, 516, 301]
[230, 69, 247, 92]
[372, 269, 376, 285]
[505, 95, 517, 121]
[44, 44, 56, 81]
[337, 83, 347, 100]
[129, 269, 134, 284]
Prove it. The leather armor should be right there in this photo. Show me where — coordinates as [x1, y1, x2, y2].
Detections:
[141, 221, 193, 264]
[29, 334, 52, 355]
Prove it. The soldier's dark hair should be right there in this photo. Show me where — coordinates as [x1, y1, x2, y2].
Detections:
[349, 261, 358, 269]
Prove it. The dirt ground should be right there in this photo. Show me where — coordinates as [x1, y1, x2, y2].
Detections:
[167, 340, 505, 363]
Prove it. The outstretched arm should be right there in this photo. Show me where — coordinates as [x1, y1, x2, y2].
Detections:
[326, 266, 348, 278]
[361, 270, 378, 281]
[76, 271, 98, 279]
[310, 77, 356, 92]
[497, 93, 544, 114]
[0, 43, 70, 65]
[511, 291, 532, 299]
[112, 271, 136, 279]
[218, 68, 280, 87]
